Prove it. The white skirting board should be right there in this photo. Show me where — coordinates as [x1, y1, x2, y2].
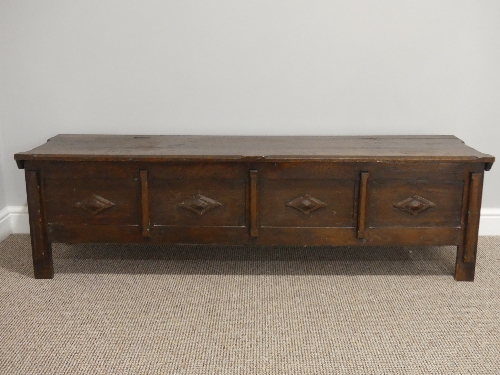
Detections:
[0, 206, 30, 242]
[0, 207, 13, 243]
[478, 209, 500, 236]
[1, 205, 500, 242]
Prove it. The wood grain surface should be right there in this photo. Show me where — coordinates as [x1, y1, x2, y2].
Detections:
[15, 134, 495, 165]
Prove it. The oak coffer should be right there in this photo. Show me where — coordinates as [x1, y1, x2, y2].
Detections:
[14, 135, 494, 281]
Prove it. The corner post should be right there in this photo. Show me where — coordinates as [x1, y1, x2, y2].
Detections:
[25, 170, 53, 279]
[455, 172, 483, 281]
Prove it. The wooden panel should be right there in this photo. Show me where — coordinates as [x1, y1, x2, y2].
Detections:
[44, 178, 140, 225]
[369, 180, 463, 228]
[151, 178, 246, 227]
[260, 179, 355, 228]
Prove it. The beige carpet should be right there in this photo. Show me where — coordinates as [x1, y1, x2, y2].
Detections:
[0, 235, 499, 374]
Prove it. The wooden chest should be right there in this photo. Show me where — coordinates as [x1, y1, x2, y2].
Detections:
[15, 135, 494, 280]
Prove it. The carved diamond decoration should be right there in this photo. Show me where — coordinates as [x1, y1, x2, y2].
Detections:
[178, 194, 222, 215]
[286, 194, 327, 215]
[393, 194, 436, 215]
[75, 194, 115, 215]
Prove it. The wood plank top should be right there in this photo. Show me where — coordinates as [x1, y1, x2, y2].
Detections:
[15, 134, 495, 166]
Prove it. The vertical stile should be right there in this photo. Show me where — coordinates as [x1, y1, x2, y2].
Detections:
[357, 172, 369, 239]
[250, 170, 258, 237]
[140, 170, 150, 237]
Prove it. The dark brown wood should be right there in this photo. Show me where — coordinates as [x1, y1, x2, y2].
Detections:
[15, 135, 494, 280]
[455, 173, 484, 281]
[249, 170, 258, 237]
[357, 172, 369, 239]
[30, 159, 475, 181]
[15, 134, 495, 164]
[140, 170, 150, 237]
[150, 176, 246, 228]
[47, 223, 141, 243]
[260, 179, 354, 228]
[25, 170, 53, 279]
[369, 180, 463, 228]
[255, 227, 460, 246]
[365, 227, 461, 245]
[46, 224, 461, 246]
[463, 173, 483, 262]
[43, 178, 139, 225]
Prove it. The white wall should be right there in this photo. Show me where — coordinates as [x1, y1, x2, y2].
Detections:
[0, 125, 7, 210]
[0, 1, 499, 212]
[0, 122, 11, 241]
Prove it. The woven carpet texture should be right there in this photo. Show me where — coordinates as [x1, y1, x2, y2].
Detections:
[0, 235, 499, 374]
